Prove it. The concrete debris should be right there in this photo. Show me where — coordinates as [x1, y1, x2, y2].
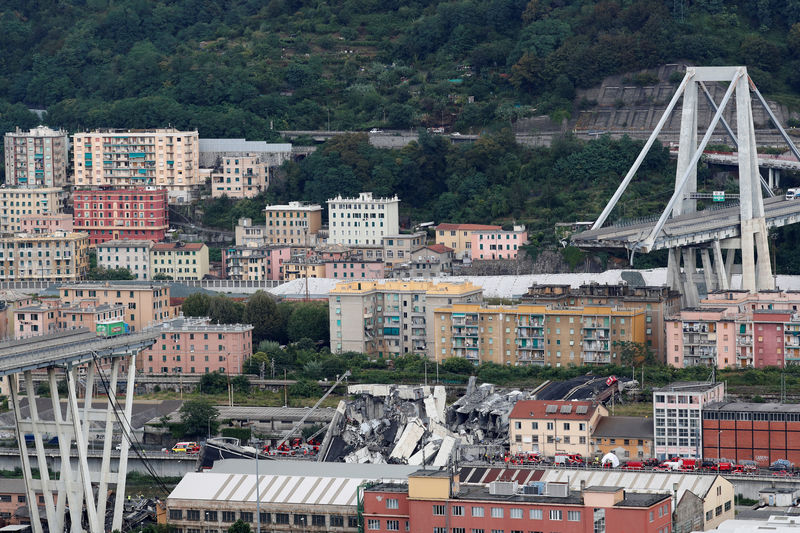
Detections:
[317, 380, 528, 466]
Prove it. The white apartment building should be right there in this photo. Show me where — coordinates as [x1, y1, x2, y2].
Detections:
[4, 126, 69, 188]
[72, 128, 200, 203]
[0, 187, 65, 234]
[96, 239, 154, 280]
[212, 153, 271, 199]
[327, 192, 399, 246]
[652, 381, 726, 460]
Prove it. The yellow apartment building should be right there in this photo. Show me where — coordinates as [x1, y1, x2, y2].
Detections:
[0, 231, 89, 281]
[434, 223, 500, 260]
[433, 303, 646, 366]
[60, 283, 173, 332]
[283, 259, 326, 281]
[329, 280, 483, 358]
[0, 187, 65, 234]
[509, 399, 608, 457]
[150, 242, 209, 280]
[264, 201, 323, 245]
[72, 128, 200, 203]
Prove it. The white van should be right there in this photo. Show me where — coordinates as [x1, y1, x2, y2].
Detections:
[786, 188, 800, 200]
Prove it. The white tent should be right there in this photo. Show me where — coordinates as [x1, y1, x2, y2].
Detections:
[601, 452, 620, 468]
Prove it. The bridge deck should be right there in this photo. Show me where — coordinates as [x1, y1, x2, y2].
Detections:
[0, 329, 158, 377]
[573, 196, 800, 251]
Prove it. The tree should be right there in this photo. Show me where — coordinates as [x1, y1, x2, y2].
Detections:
[153, 273, 173, 281]
[227, 519, 252, 533]
[179, 399, 219, 438]
[286, 303, 329, 344]
[614, 341, 656, 369]
[207, 295, 243, 324]
[182, 293, 211, 317]
[441, 357, 475, 374]
[243, 291, 282, 343]
[198, 371, 228, 394]
[242, 351, 270, 376]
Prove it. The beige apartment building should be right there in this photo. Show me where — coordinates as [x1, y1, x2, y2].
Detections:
[4, 126, 69, 188]
[434, 223, 501, 260]
[329, 280, 483, 358]
[150, 242, 209, 280]
[96, 239, 153, 279]
[0, 231, 89, 281]
[212, 153, 271, 198]
[264, 201, 323, 245]
[235, 217, 267, 247]
[382, 232, 426, 266]
[72, 128, 200, 203]
[509, 399, 608, 457]
[60, 283, 173, 332]
[0, 186, 65, 234]
[433, 303, 646, 366]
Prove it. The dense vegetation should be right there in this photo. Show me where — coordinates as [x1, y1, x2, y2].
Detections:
[3, 0, 800, 138]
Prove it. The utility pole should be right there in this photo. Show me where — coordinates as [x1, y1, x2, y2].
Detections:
[283, 369, 288, 408]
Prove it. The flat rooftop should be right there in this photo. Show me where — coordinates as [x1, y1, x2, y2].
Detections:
[653, 382, 723, 393]
[705, 401, 800, 413]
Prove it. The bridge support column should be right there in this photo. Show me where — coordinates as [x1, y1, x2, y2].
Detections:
[681, 248, 700, 307]
[712, 240, 729, 290]
[701, 249, 715, 292]
[8, 375, 44, 533]
[768, 168, 780, 189]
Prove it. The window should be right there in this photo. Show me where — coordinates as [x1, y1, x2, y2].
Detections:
[294, 514, 308, 526]
[260, 512, 270, 524]
[204, 511, 218, 522]
[715, 506, 722, 516]
[453, 529, 465, 533]
[433, 504, 446, 515]
[491, 507, 503, 518]
[549, 510, 562, 520]
[186, 510, 200, 521]
[452, 506, 464, 516]
[509, 508, 523, 519]
[529, 509, 543, 520]
[725, 500, 732, 512]
[387, 498, 399, 509]
[368, 519, 380, 530]
[221, 511, 236, 522]
[239, 512, 252, 523]
[312, 515, 326, 526]
[169, 510, 183, 520]
[568, 511, 581, 521]
[706, 510, 713, 521]
[349, 516, 360, 528]
[275, 513, 289, 525]
[330, 516, 344, 527]
[434, 528, 447, 533]
[563, 422, 570, 430]
[650, 511, 654, 522]
[472, 506, 484, 517]
[387, 520, 400, 531]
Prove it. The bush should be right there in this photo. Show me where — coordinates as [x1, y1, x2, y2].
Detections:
[289, 379, 320, 398]
[221, 427, 252, 442]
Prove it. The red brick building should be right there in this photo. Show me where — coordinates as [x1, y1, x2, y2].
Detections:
[703, 401, 800, 467]
[751, 310, 791, 368]
[362, 470, 673, 533]
[73, 187, 168, 245]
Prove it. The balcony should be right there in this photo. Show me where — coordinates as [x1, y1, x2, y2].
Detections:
[583, 353, 611, 364]
[516, 351, 545, 364]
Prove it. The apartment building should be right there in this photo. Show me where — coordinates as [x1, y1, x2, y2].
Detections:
[223, 245, 290, 281]
[60, 283, 173, 332]
[363, 470, 672, 533]
[235, 217, 267, 247]
[72, 187, 169, 245]
[434, 303, 645, 366]
[522, 283, 681, 361]
[150, 242, 209, 280]
[652, 381, 726, 460]
[509, 400, 607, 457]
[0, 187, 65, 234]
[389, 244, 453, 279]
[140, 317, 253, 374]
[72, 128, 200, 203]
[327, 192, 399, 246]
[212, 153, 271, 198]
[19, 213, 73, 234]
[382, 232, 426, 265]
[329, 280, 483, 357]
[57, 301, 126, 333]
[4, 126, 69, 187]
[0, 231, 89, 281]
[435, 223, 501, 259]
[283, 258, 327, 281]
[471, 225, 528, 260]
[265, 201, 323, 245]
[13, 302, 59, 339]
[591, 416, 654, 461]
[96, 240, 153, 279]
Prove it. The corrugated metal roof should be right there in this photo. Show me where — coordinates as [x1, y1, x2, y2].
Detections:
[199, 139, 291, 153]
[210, 459, 418, 479]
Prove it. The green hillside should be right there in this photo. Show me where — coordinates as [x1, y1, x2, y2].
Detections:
[2, 0, 800, 136]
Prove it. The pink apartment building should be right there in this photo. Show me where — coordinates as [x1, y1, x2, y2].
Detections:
[140, 317, 253, 375]
[19, 213, 74, 233]
[325, 259, 384, 279]
[222, 245, 290, 281]
[469, 225, 528, 260]
[666, 308, 737, 369]
[57, 301, 125, 331]
[14, 302, 59, 339]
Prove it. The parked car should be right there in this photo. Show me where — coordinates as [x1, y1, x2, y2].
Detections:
[554, 453, 584, 465]
[769, 459, 794, 472]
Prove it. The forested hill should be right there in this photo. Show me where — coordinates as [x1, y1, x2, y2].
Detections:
[2, 0, 800, 137]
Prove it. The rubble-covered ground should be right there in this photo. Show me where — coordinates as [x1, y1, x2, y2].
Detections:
[317, 377, 524, 465]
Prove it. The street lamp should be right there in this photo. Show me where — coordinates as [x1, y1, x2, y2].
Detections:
[207, 416, 214, 441]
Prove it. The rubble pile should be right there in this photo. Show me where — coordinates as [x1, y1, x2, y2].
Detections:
[317, 377, 526, 465]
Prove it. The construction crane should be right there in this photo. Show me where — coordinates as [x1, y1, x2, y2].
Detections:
[275, 370, 350, 449]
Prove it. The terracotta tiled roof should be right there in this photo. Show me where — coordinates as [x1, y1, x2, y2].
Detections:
[152, 242, 205, 251]
[435, 223, 502, 231]
[509, 400, 598, 421]
[423, 244, 453, 254]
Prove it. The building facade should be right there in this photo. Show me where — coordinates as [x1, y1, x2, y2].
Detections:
[150, 242, 209, 280]
[60, 283, 173, 332]
[470, 225, 528, 260]
[324, 259, 384, 280]
[363, 470, 672, 533]
[0, 187, 65, 234]
[509, 400, 607, 457]
[223, 245, 290, 281]
[96, 240, 153, 280]
[383, 232, 426, 266]
[72, 129, 200, 203]
[329, 280, 482, 357]
[212, 153, 271, 198]
[235, 218, 268, 247]
[14, 302, 59, 339]
[435, 223, 501, 260]
[0, 231, 89, 281]
[72, 187, 169, 245]
[327, 192, 400, 246]
[652, 382, 726, 460]
[19, 213, 73, 234]
[390, 245, 454, 279]
[434, 303, 646, 366]
[265, 201, 323, 246]
[702, 401, 800, 467]
[141, 317, 253, 374]
[4, 126, 69, 188]
[591, 416, 654, 461]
